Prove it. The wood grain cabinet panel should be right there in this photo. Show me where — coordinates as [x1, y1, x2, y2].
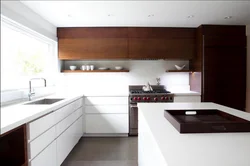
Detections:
[58, 38, 128, 60]
[58, 27, 128, 38]
[190, 25, 246, 111]
[128, 38, 195, 59]
[204, 36, 246, 47]
[128, 27, 195, 38]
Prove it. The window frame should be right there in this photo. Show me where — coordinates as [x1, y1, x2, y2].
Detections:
[1, 14, 58, 92]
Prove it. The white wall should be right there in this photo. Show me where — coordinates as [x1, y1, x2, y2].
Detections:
[247, 25, 250, 113]
[1, 1, 57, 41]
[56, 60, 190, 96]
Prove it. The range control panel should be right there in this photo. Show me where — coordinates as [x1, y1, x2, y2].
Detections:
[130, 95, 174, 103]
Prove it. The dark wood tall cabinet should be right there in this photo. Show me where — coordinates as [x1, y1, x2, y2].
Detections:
[190, 25, 247, 111]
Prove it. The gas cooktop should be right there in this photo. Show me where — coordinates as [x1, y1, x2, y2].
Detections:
[129, 85, 173, 102]
[130, 89, 171, 94]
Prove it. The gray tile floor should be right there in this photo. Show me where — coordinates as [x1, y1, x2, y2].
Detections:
[62, 137, 138, 166]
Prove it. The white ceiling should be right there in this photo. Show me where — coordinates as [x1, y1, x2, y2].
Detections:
[20, 1, 250, 27]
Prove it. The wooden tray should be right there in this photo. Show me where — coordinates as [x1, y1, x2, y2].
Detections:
[164, 109, 250, 133]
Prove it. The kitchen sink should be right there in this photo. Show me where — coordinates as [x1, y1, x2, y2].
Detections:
[25, 98, 64, 105]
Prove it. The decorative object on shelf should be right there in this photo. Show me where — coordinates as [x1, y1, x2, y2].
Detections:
[69, 65, 77, 70]
[81, 65, 86, 70]
[166, 70, 192, 73]
[86, 65, 90, 70]
[114, 66, 123, 70]
[156, 78, 161, 85]
[142, 82, 153, 91]
[90, 65, 94, 70]
[98, 67, 109, 70]
[175, 64, 186, 70]
[62, 69, 129, 73]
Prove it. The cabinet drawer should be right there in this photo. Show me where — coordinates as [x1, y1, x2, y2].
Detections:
[174, 96, 201, 102]
[57, 117, 82, 165]
[56, 107, 83, 137]
[86, 114, 128, 133]
[30, 140, 56, 166]
[85, 105, 128, 114]
[85, 97, 128, 105]
[28, 112, 55, 141]
[29, 126, 56, 160]
[55, 98, 83, 123]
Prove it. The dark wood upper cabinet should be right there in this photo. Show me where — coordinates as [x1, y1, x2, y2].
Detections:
[58, 38, 128, 60]
[57, 27, 128, 38]
[57, 27, 196, 60]
[128, 27, 195, 38]
[190, 25, 246, 111]
[204, 36, 246, 47]
[128, 38, 195, 59]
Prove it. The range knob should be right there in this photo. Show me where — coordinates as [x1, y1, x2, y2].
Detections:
[161, 97, 165, 100]
[165, 97, 169, 100]
[147, 97, 150, 100]
[133, 97, 137, 101]
[137, 97, 141, 101]
[154, 97, 158, 101]
[143, 97, 147, 100]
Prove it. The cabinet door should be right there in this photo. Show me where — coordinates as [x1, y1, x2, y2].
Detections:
[29, 126, 56, 160]
[28, 112, 55, 141]
[128, 38, 194, 59]
[30, 141, 56, 166]
[56, 107, 82, 137]
[58, 38, 128, 60]
[86, 114, 128, 133]
[57, 118, 82, 165]
[55, 98, 83, 124]
[203, 47, 246, 110]
[85, 97, 128, 105]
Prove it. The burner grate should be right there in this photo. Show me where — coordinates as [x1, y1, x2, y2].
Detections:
[130, 89, 170, 94]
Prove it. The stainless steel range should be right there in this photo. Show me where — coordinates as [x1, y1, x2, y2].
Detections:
[129, 85, 174, 136]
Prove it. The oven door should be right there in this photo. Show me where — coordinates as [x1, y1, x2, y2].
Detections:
[129, 104, 138, 136]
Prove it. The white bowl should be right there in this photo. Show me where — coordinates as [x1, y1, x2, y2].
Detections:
[175, 65, 185, 70]
[69, 66, 77, 70]
[115, 66, 123, 70]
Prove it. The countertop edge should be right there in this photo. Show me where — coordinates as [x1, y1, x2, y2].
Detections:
[1, 95, 83, 135]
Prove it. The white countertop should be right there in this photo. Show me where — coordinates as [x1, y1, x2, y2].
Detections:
[138, 103, 250, 166]
[82, 91, 200, 97]
[171, 91, 201, 96]
[0, 94, 83, 135]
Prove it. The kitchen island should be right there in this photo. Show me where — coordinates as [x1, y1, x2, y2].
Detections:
[138, 103, 250, 166]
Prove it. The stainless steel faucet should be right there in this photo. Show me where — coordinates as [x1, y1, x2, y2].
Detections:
[28, 78, 47, 101]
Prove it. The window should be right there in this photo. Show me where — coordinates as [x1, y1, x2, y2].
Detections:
[1, 15, 58, 91]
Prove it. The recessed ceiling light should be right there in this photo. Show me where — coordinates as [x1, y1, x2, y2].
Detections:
[67, 14, 72, 17]
[187, 15, 194, 18]
[148, 14, 154, 17]
[224, 16, 232, 19]
[108, 14, 115, 17]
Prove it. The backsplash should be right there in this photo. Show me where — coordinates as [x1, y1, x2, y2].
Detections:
[56, 60, 190, 96]
[1, 86, 56, 106]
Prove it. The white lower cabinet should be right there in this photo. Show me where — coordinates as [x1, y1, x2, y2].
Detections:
[57, 116, 83, 166]
[84, 97, 129, 135]
[86, 114, 128, 133]
[28, 97, 84, 166]
[29, 126, 56, 160]
[30, 140, 56, 166]
[174, 95, 201, 102]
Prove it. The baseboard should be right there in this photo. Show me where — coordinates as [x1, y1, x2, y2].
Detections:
[83, 133, 128, 137]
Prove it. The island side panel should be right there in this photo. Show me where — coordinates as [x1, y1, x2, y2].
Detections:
[138, 107, 168, 166]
